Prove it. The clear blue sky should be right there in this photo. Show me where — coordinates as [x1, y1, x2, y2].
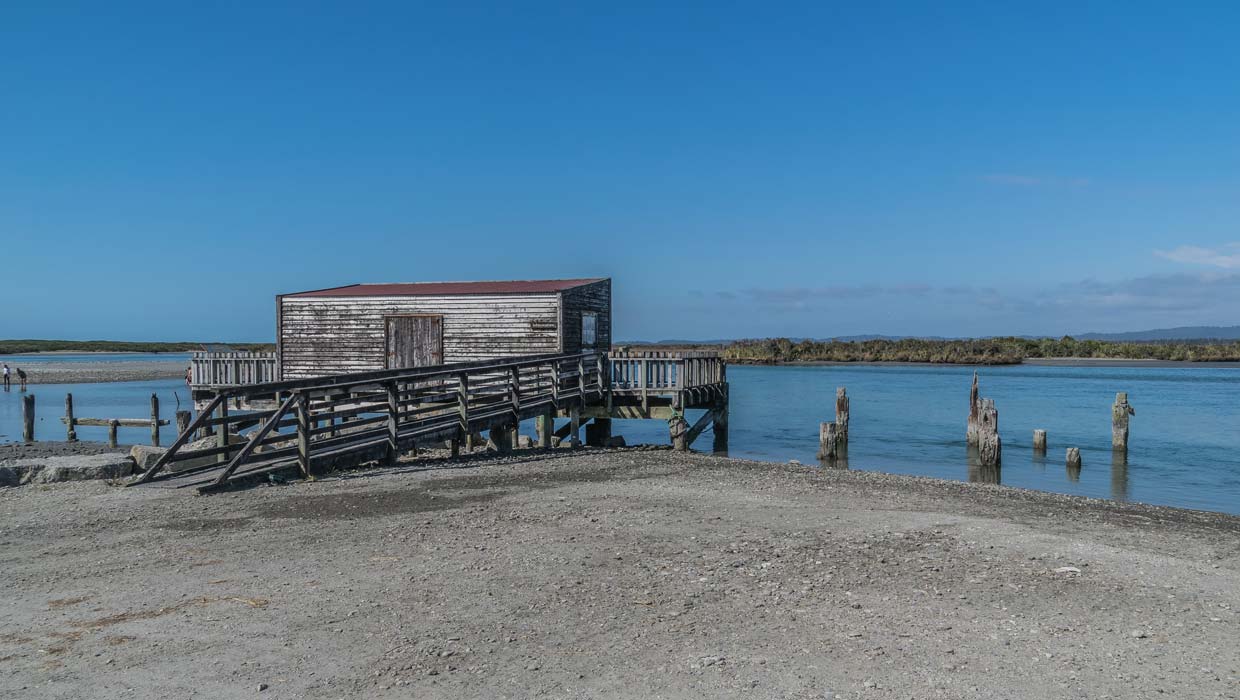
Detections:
[3, 2, 1238, 342]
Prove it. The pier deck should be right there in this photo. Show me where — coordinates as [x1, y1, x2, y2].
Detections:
[139, 350, 727, 491]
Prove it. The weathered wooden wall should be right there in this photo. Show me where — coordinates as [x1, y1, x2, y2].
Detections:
[279, 293, 563, 379]
[559, 279, 611, 353]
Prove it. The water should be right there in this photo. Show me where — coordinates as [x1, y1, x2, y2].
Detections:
[610, 364, 1240, 515]
[0, 378, 191, 446]
[3, 360, 1239, 514]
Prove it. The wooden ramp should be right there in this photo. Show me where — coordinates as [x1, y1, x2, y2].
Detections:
[129, 352, 607, 492]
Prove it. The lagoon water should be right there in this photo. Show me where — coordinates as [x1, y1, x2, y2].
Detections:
[2, 360, 1238, 515]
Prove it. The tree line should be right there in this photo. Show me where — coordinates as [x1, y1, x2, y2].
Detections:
[720, 337, 1240, 364]
[0, 339, 275, 354]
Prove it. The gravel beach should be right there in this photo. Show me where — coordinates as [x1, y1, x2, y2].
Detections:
[1, 449, 1237, 699]
[1, 359, 187, 385]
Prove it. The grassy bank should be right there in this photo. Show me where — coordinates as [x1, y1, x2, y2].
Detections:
[721, 336, 1240, 364]
[0, 339, 275, 354]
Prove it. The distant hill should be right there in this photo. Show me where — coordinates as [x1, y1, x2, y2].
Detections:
[1076, 326, 1240, 341]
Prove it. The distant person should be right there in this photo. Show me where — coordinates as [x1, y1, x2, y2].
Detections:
[186, 366, 193, 386]
[2, 364, 9, 391]
[16, 367, 26, 391]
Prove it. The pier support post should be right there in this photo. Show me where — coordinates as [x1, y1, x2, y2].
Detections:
[150, 394, 160, 447]
[966, 372, 981, 446]
[817, 422, 840, 462]
[585, 418, 611, 447]
[569, 406, 581, 448]
[1112, 392, 1134, 451]
[64, 393, 77, 442]
[1066, 447, 1082, 469]
[489, 425, 512, 454]
[977, 398, 1000, 467]
[835, 387, 849, 444]
[712, 399, 729, 454]
[176, 410, 191, 438]
[22, 394, 35, 443]
[1032, 429, 1047, 453]
[107, 420, 119, 448]
[669, 414, 688, 451]
[536, 412, 553, 448]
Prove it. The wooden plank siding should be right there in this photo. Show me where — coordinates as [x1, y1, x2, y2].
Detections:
[559, 279, 611, 353]
[279, 294, 563, 379]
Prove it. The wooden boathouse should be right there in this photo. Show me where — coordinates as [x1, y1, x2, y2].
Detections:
[149, 278, 728, 492]
[277, 278, 611, 378]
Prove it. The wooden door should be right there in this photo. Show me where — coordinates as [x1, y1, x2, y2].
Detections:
[386, 315, 443, 368]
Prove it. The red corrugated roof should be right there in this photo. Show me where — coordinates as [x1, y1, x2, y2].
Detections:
[284, 278, 607, 298]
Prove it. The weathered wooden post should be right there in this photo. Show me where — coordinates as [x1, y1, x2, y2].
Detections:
[669, 414, 688, 451]
[1066, 447, 1082, 469]
[569, 406, 582, 448]
[585, 418, 612, 447]
[149, 394, 160, 447]
[175, 410, 191, 437]
[712, 398, 729, 454]
[1032, 429, 1047, 453]
[386, 381, 400, 466]
[817, 422, 840, 461]
[22, 394, 35, 443]
[488, 425, 512, 454]
[977, 398, 1000, 467]
[107, 420, 119, 448]
[536, 412, 553, 448]
[835, 387, 849, 443]
[1112, 392, 1134, 450]
[64, 393, 77, 442]
[966, 371, 980, 446]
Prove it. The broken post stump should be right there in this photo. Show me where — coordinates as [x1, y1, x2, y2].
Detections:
[22, 394, 35, 443]
[176, 410, 191, 437]
[1066, 447, 1082, 469]
[65, 393, 77, 442]
[107, 420, 119, 448]
[966, 371, 980, 446]
[977, 398, 1001, 467]
[669, 414, 688, 451]
[1032, 429, 1047, 453]
[1112, 392, 1134, 450]
[817, 421, 841, 461]
[835, 387, 849, 443]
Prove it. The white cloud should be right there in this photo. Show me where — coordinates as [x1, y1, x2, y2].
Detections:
[1154, 244, 1240, 269]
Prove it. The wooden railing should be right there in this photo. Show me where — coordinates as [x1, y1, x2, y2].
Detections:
[191, 351, 279, 387]
[131, 351, 607, 491]
[609, 350, 725, 392]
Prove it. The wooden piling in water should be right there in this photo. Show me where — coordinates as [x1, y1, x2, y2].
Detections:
[1066, 447, 1082, 469]
[22, 394, 35, 443]
[817, 422, 840, 461]
[1032, 429, 1047, 453]
[835, 387, 849, 443]
[977, 398, 1001, 467]
[176, 410, 191, 437]
[966, 371, 980, 446]
[1112, 392, 1134, 450]
[64, 393, 77, 442]
[150, 394, 160, 447]
[107, 420, 119, 448]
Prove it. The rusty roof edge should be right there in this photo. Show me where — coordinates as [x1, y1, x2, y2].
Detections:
[282, 278, 609, 298]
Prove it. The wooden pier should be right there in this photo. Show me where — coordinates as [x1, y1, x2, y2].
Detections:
[134, 349, 728, 492]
